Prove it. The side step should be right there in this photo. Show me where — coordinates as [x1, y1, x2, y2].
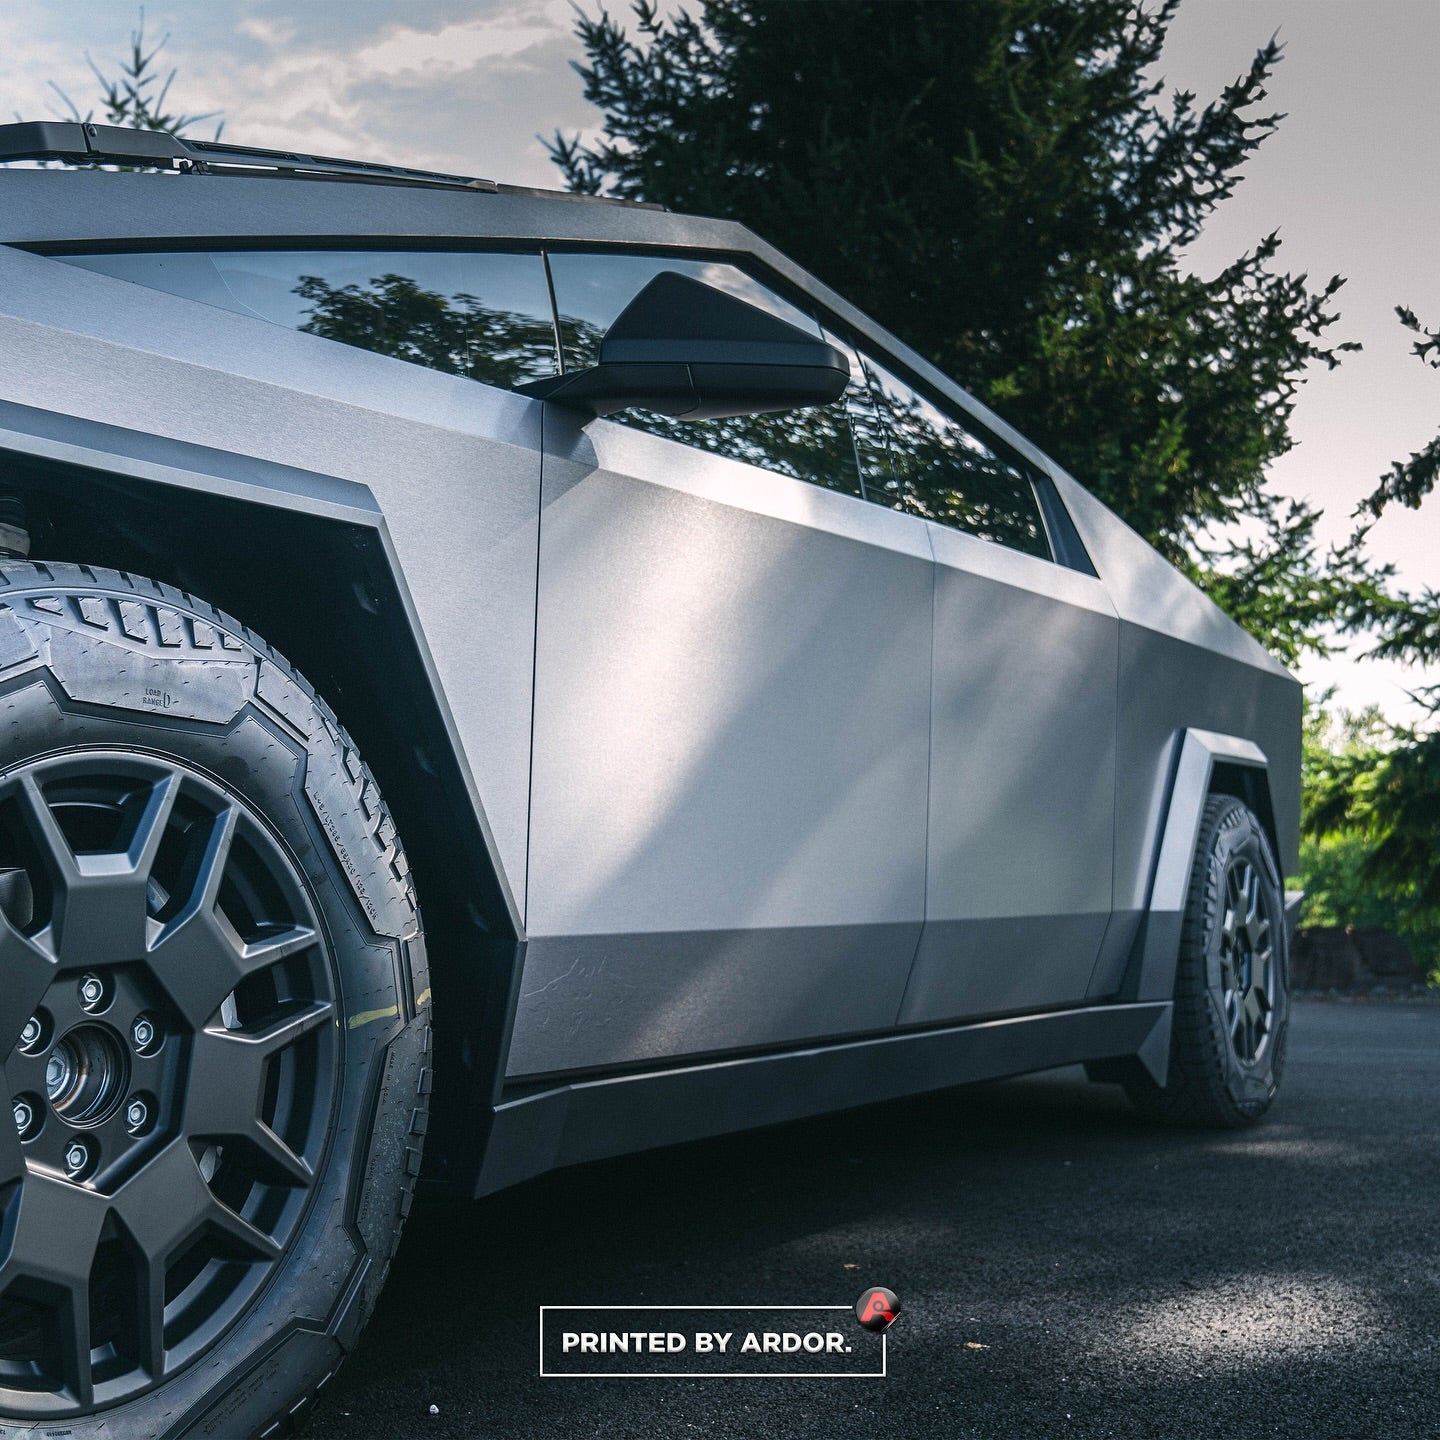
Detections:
[475, 1000, 1171, 1196]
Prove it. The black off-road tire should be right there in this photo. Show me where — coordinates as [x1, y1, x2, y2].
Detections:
[1124, 794, 1289, 1127]
[0, 562, 431, 1438]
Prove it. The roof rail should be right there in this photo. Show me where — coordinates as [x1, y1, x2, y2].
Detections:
[0, 120, 664, 210]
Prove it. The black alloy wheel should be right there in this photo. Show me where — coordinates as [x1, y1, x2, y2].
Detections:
[1217, 851, 1278, 1066]
[0, 563, 430, 1438]
[0, 752, 337, 1414]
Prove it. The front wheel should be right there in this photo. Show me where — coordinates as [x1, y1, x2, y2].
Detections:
[0, 563, 430, 1437]
[1125, 794, 1289, 1126]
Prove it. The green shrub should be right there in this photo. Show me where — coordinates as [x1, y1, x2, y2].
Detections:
[1300, 700, 1440, 986]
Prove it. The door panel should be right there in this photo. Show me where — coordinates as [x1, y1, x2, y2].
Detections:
[899, 522, 1119, 1023]
[511, 414, 933, 1077]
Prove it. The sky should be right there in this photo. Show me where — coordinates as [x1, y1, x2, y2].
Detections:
[2, 0, 1437, 717]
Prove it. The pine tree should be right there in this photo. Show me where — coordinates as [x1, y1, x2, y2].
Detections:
[548, 0, 1382, 660]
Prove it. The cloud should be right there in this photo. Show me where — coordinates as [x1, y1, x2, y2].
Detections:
[184, 1, 594, 185]
[1, 0, 600, 187]
[234, 15, 297, 49]
[349, 4, 573, 76]
[0, 6, 115, 123]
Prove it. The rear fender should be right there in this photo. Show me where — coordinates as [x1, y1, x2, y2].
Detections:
[1101, 728, 1278, 1083]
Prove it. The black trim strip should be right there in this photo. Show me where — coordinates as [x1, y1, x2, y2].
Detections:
[474, 999, 1170, 1195]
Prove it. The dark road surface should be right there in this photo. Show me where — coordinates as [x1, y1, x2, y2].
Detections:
[302, 998, 1440, 1439]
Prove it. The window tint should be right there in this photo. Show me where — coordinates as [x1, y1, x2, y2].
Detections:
[855, 353, 1050, 559]
[546, 252, 862, 498]
[58, 250, 560, 389]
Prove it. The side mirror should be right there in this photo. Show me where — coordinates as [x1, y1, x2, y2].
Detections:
[517, 271, 849, 420]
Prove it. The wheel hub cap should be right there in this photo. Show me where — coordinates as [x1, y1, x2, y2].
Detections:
[44, 1024, 129, 1126]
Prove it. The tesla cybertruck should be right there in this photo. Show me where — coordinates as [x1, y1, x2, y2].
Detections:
[0, 123, 1299, 1435]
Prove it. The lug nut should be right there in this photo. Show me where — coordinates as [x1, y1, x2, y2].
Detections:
[63, 1140, 89, 1177]
[19, 1016, 41, 1050]
[12, 1099, 32, 1134]
[79, 972, 105, 1009]
[132, 1017, 156, 1050]
[126, 1098, 149, 1131]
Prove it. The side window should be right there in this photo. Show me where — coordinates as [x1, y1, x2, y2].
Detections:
[56, 250, 560, 389]
[545, 252, 863, 499]
[855, 352, 1051, 560]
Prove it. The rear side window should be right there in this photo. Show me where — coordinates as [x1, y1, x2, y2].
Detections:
[853, 352, 1050, 560]
[56, 250, 561, 389]
[545, 251, 864, 500]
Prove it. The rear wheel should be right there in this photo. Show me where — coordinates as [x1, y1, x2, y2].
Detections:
[1125, 794, 1288, 1126]
[0, 563, 429, 1437]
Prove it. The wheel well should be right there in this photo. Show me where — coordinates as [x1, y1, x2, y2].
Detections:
[1208, 760, 1282, 875]
[0, 455, 516, 1192]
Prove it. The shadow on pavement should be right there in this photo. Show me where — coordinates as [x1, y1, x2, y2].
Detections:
[303, 999, 1440, 1440]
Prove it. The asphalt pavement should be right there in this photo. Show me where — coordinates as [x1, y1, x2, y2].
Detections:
[302, 997, 1440, 1439]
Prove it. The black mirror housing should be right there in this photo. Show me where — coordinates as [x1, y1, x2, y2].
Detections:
[518, 271, 849, 419]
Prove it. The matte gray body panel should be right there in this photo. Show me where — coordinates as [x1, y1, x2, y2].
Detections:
[0, 241, 540, 920]
[0, 398, 384, 526]
[1051, 465, 1301, 896]
[512, 413, 933, 1075]
[901, 524, 1118, 1023]
[1109, 622, 1300, 905]
[902, 914, 1113, 1022]
[506, 924, 920, 1079]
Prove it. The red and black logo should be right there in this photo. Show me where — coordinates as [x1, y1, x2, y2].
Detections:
[855, 1286, 900, 1331]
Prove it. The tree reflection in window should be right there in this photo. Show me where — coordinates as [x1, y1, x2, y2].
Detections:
[295, 272, 560, 389]
[860, 358, 1050, 559]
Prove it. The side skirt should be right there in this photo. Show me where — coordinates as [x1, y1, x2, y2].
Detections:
[474, 999, 1171, 1196]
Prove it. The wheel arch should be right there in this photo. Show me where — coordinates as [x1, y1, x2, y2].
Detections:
[1097, 728, 1283, 1086]
[0, 401, 521, 1193]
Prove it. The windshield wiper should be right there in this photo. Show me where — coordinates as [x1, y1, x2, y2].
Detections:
[0, 120, 500, 192]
